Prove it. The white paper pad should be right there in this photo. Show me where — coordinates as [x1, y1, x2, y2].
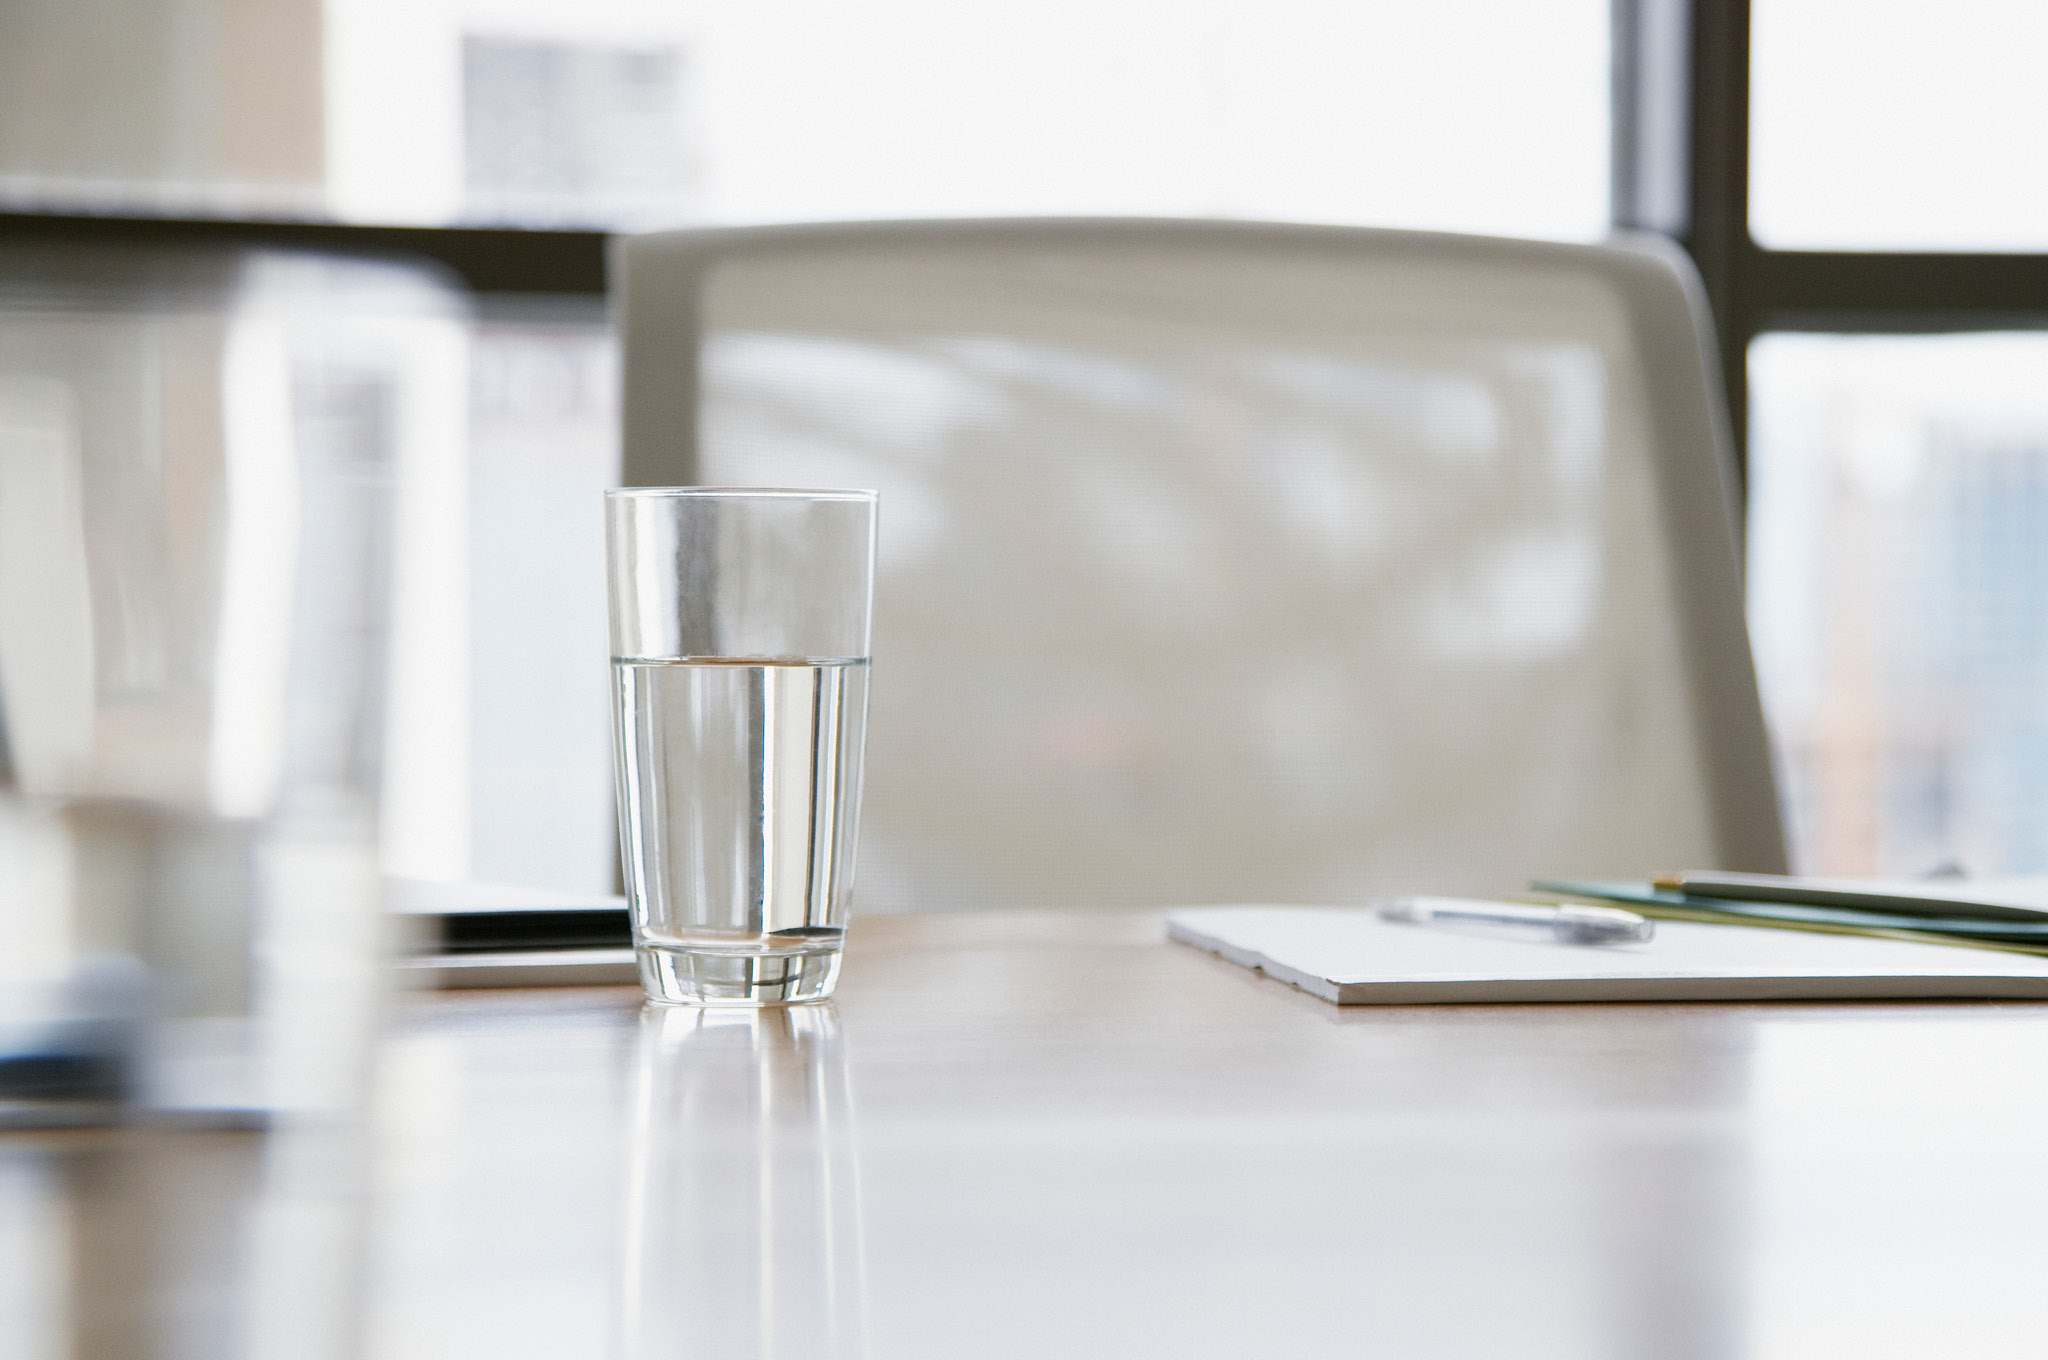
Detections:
[1166, 905, 2048, 1005]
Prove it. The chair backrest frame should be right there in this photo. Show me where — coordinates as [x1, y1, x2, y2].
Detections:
[616, 217, 1787, 879]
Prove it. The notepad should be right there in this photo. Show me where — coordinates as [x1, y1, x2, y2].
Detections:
[1166, 905, 2048, 1005]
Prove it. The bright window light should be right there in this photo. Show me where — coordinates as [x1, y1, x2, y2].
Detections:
[1749, 332, 2048, 875]
[323, 0, 1614, 238]
[1752, 0, 2048, 251]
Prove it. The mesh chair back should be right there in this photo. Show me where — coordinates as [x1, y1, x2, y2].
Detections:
[619, 220, 1785, 910]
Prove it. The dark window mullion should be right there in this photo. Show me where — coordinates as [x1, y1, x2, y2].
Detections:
[1749, 249, 2048, 328]
[1681, 0, 1754, 479]
[0, 211, 610, 296]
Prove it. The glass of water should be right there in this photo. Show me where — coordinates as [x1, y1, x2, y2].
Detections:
[605, 488, 877, 1005]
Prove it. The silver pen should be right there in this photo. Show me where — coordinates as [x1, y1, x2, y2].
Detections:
[1374, 895, 1655, 946]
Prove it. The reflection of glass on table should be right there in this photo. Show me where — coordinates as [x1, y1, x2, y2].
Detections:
[624, 1003, 867, 1360]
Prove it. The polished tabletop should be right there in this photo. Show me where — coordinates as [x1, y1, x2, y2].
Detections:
[12, 909, 2048, 1359]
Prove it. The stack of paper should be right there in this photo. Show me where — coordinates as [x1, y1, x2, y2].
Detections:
[1167, 904, 2048, 1006]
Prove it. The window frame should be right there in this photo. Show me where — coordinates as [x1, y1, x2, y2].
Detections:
[1634, 0, 2048, 483]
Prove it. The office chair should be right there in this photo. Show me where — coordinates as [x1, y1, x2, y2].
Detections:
[616, 219, 1787, 911]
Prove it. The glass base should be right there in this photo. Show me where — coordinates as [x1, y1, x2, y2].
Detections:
[636, 943, 843, 1006]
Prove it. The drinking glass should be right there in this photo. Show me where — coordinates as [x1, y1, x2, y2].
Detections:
[605, 488, 877, 1005]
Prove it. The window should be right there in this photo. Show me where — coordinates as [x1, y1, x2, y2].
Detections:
[460, 38, 693, 228]
[1672, 0, 2048, 874]
[1749, 334, 2048, 874]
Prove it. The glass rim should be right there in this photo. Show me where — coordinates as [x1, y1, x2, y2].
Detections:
[605, 486, 877, 502]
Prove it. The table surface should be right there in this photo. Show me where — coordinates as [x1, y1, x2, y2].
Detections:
[12, 908, 2048, 1359]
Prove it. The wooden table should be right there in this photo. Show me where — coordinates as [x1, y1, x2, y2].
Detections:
[12, 909, 2048, 1358]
